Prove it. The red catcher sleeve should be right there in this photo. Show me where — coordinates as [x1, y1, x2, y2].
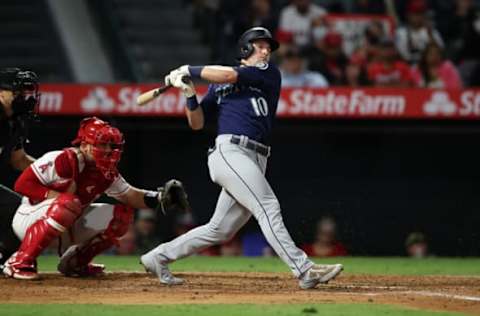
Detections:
[14, 167, 49, 201]
[54, 149, 76, 178]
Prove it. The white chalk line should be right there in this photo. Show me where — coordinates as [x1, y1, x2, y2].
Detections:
[337, 285, 480, 302]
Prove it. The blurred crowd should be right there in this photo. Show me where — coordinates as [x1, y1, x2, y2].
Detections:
[111, 210, 430, 258]
[189, 0, 480, 88]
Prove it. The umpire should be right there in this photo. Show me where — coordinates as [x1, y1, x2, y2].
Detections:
[0, 67, 40, 266]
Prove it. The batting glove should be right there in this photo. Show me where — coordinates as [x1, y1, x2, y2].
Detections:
[176, 65, 191, 77]
[174, 76, 196, 98]
[166, 65, 190, 85]
[165, 70, 181, 86]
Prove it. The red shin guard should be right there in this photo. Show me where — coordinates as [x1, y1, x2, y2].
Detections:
[6, 194, 81, 277]
[58, 204, 133, 276]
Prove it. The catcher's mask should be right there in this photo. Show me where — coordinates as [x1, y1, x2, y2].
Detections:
[237, 27, 279, 61]
[0, 67, 40, 119]
[72, 117, 124, 179]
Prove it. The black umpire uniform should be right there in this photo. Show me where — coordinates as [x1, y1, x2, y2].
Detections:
[0, 67, 40, 266]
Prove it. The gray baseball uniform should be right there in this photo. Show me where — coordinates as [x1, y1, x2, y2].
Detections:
[144, 63, 313, 277]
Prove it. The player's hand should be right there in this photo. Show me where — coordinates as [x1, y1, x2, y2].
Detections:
[165, 68, 195, 98]
[166, 65, 190, 86]
[175, 76, 196, 98]
[174, 65, 190, 78]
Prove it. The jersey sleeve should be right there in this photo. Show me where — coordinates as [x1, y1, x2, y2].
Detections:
[30, 150, 72, 185]
[200, 84, 218, 113]
[105, 174, 131, 198]
[235, 63, 281, 90]
[15, 150, 74, 201]
[14, 167, 49, 201]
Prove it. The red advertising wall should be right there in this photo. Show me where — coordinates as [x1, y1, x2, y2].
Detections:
[38, 84, 480, 120]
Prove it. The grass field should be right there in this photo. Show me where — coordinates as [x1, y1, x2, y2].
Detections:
[1, 255, 479, 316]
[36, 255, 480, 275]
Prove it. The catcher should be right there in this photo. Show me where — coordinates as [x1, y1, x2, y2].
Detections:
[3, 117, 189, 280]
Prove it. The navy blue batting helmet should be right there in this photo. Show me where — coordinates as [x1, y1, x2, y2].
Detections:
[237, 27, 279, 60]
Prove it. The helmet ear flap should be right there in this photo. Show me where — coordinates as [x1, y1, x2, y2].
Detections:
[236, 27, 279, 61]
[240, 42, 254, 60]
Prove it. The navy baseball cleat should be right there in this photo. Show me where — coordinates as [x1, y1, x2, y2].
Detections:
[299, 263, 344, 289]
[140, 253, 184, 285]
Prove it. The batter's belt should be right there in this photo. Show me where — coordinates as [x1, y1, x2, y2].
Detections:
[230, 135, 270, 157]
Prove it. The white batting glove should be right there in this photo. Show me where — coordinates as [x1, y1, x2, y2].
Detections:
[164, 74, 173, 86]
[175, 65, 190, 77]
[166, 65, 190, 86]
[174, 76, 196, 98]
[165, 71, 180, 86]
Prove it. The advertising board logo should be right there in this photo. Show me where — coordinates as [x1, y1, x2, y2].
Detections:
[423, 91, 456, 116]
[81, 87, 115, 112]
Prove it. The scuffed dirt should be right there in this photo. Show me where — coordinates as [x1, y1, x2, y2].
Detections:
[1, 272, 479, 315]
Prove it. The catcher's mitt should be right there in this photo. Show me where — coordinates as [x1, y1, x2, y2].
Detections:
[158, 179, 190, 214]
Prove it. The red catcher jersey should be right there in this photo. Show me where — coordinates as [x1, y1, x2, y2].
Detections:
[30, 148, 130, 207]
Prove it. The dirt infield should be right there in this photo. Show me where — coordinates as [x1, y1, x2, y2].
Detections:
[1, 272, 479, 315]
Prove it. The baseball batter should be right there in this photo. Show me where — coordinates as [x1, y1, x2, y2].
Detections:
[3, 117, 189, 280]
[141, 27, 343, 289]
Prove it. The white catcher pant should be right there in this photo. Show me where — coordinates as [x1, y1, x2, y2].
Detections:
[147, 135, 313, 278]
[12, 198, 115, 255]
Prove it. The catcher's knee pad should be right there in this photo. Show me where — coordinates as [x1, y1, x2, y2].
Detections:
[103, 204, 134, 241]
[46, 193, 82, 231]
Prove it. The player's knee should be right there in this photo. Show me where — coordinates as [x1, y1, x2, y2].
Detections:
[47, 193, 82, 228]
[206, 222, 234, 241]
[55, 193, 82, 214]
[254, 200, 281, 219]
[103, 204, 134, 239]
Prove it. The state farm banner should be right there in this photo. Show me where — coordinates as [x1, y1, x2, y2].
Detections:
[39, 84, 480, 120]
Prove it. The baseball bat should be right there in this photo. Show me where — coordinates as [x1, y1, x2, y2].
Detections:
[136, 76, 191, 106]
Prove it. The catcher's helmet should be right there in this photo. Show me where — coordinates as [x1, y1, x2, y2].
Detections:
[237, 27, 279, 60]
[72, 117, 124, 179]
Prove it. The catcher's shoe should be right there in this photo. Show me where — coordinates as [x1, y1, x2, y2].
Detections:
[3, 252, 39, 280]
[299, 263, 343, 289]
[59, 262, 106, 277]
[140, 253, 184, 285]
[57, 246, 105, 277]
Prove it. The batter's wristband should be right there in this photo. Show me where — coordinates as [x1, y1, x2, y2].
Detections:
[188, 66, 204, 79]
[186, 96, 199, 111]
[143, 190, 159, 209]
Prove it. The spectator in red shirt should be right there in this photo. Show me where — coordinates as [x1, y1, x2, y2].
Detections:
[411, 42, 463, 89]
[302, 216, 347, 257]
[367, 37, 413, 87]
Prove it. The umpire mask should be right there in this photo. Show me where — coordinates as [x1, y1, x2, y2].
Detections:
[0, 68, 40, 119]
